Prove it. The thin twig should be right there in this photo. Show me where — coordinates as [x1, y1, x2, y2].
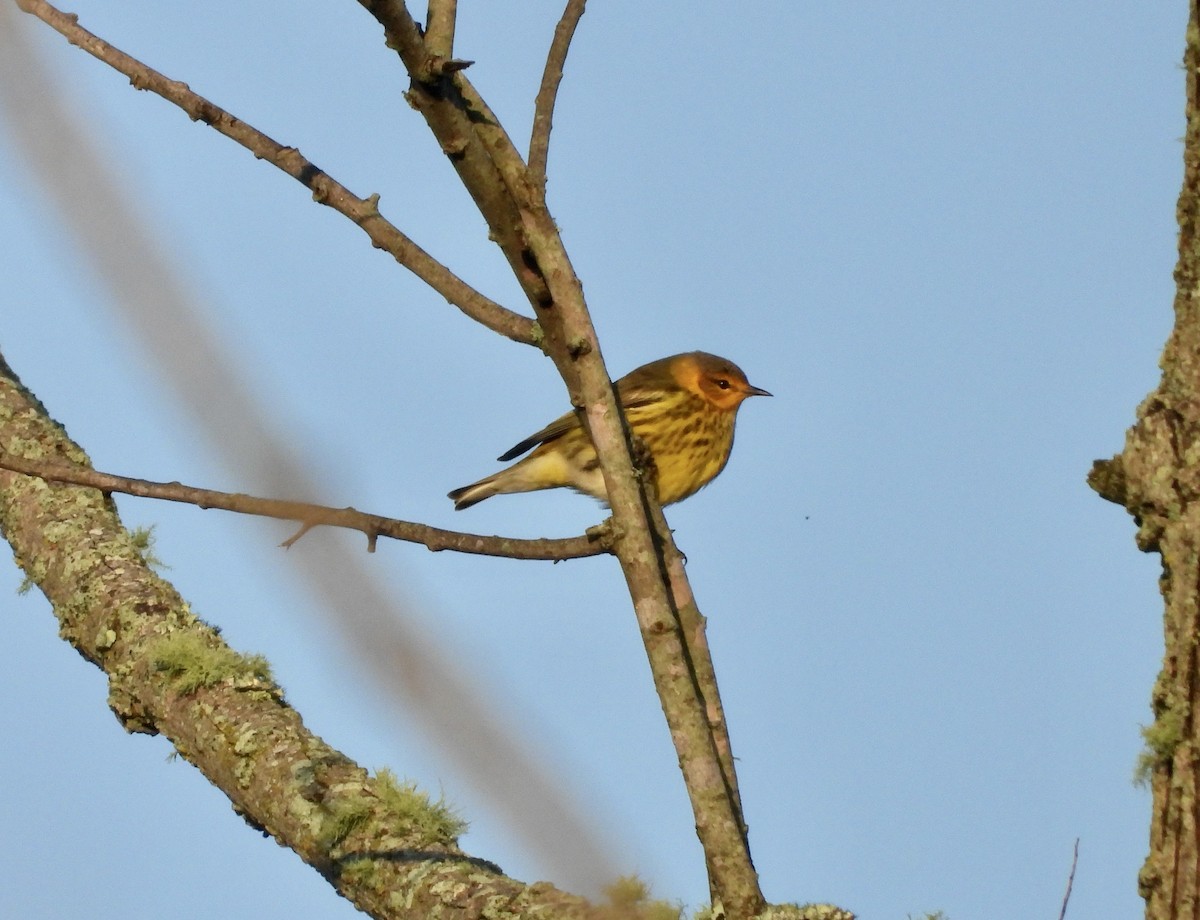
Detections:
[14, 0, 537, 346]
[423, 0, 456, 58]
[1058, 838, 1080, 920]
[0, 455, 611, 561]
[529, 0, 587, 191]
[359, 0, 557, 308]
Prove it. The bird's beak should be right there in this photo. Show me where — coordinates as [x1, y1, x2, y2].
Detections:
[745, 384, 773, 398]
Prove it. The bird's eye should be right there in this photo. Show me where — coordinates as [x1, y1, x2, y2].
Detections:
[715, 379, 731, 390]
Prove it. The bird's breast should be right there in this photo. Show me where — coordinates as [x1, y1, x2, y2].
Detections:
[634, 405, 736, 505]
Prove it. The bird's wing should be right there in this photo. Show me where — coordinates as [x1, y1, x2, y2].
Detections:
[496, 410, 582, 461]
[617, 376, 671, 412]
[496, 374, 670, 462]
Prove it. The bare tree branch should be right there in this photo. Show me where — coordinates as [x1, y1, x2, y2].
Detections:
[530, 0, 587, 191]
[359, 0, 556, 306]
[0, 4, 627, 890]
[1057, 838, 1079, 920]
[12, 0, 537, 346]
[0, 454, 611, 561]
[16, 0, 767, 913]
[654, 504, 747, 844]
[356, 4, 765, 913]
[423, 0, 457, 58]
[0, 352, 617, 920]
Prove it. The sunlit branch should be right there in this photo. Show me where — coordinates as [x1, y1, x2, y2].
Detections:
[0, 455, 611, 561]
[14, 0, 537, 346]
[423, 0, 457, 58]
[530, 0, 587, 191]
[354, 2, 765, 912]
[358, 0, 557, 308]
[14, 0, 765, 912]
[0, 357, 604, 920]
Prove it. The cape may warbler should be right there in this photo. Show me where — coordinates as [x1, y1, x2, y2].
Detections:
[448, 351, 770, 510]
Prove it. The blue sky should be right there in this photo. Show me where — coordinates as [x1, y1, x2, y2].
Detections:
[0, 2, 1181, 918]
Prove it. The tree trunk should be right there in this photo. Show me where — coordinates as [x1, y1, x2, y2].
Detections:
[1090, 4, 1200, 916]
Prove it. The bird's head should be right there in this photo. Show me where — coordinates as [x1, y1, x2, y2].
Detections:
[673, 352, 772, 412]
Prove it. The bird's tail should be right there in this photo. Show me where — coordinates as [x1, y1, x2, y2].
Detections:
[449, 453, 568, 510]
[447, 474, 505, 511]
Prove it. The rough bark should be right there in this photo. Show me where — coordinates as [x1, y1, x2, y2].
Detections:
[10, 1, 767, 914]
[1089, 6, 1200, 917]
[0, 353, 608, 919]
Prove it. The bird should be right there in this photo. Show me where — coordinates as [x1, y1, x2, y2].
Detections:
[447, 351, 770, 510]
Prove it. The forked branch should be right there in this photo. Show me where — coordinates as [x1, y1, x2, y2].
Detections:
[358, 3, 765, 914]
[13, 0, 536, 346]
